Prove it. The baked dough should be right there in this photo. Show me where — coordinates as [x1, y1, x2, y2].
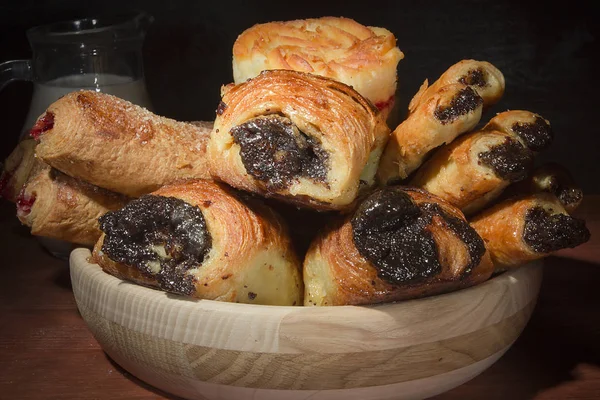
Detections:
[483, 110, 553, 152]
[232, 16, 404, 120]
[408, 59, 505, 114]
[303, 186, 494, 306]
[410, 129, 533, 215]
[208, 70, 390, 211]
[32, 91, 212, 197]
[377, 83, 484, 184]
[17, 164, 130, 246]
[92, 180, 303, 306]
[0, 139, 38, 202]
[470, 193, 590, 271]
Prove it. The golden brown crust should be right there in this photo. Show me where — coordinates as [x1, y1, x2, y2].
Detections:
[0, 139, 38, 202]
[303, 187, 493, 306]
[377, 83, 483, 184]
[232, 17, 404, 119]
[483, 110, 553, 152]
[17, 165, 130, 246]
[208, 70, 390, 211]
[408, 59, 505, 114]
[33, 91, 212, 197]
[92, 180, 303, 306]
[470, 193, 588, 271]
[410, 129, 532, 215]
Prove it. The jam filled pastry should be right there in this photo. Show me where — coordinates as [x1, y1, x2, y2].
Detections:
[32, 91, 213, 197]
[409, 129, 534, 216]
[92, 180, 303, 305]
[470, 193, 590, 272]
[377, 83, 484, 184]
[303, 186, 494, 306]
[17, 164, 130, 246]
[0, 139, 38, 202]
[483, 110, 554, 152]
[232, 16, 404, 120]
[504, 163, 583, 214]
[408, 59, 505, 114]
[207, 70, 390, 211]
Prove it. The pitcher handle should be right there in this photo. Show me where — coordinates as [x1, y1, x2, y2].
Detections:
[0, 60, 33, 91]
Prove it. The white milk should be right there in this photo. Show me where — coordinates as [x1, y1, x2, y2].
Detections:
[20, 73, 153, 138]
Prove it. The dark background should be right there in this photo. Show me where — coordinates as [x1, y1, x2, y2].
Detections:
[1, 0, 598, 192]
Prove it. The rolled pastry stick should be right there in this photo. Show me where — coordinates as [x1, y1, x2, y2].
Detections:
[410, 129, 533, 215]
[232, 16, 404, 120]
[483, 110, 553, 152]
[408, 59, 505, 114]
[470, 193, 590, 272]
[505, 162, 583, 214]
[0, 139, 38, 202]
[92, 180, 303, 305]
[31, 91, 212, 197]
[17, 165, 130, 246]
[208, 70, 390, 211]
[377, 83, 484, 184]
[304, 186, 494, 306]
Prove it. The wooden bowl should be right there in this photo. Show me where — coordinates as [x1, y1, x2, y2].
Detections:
[70, 248, 542, 400]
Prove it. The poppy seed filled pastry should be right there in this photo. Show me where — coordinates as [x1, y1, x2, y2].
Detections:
[207, 70, 390, 211]
[483, 110, 554, 152]
[377, 83, 484, 184]
[303, 186, 494, 306]
[408, 59, 505, 114]
[17, 164, 130, 246]
[232, 17, 404, 120]
[410, 129, 533, 216]
[92, 180, 303, 305]
[470, 193, 590, 272]
[505, 163, 583, 214]
[31, 91, 212, 197]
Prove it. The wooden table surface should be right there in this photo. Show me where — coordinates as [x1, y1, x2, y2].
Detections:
[0, 196, 598, 400]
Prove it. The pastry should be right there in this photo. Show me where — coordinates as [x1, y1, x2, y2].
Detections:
[470, 193, 590, 271]
[31, 91, 212, 197]
[92, 180, 303, 306]
[232, 16, 404, 120]
[303, 186, 494, 306]
[207, 69, 390, 211]
[408, 59, 505, 114]
[17, 165, 130, 246]
[377, 83, 484, 184]
[504, 162, 583, 214]
[483, 110, 553, 152]
[409, 129, 533, 215]
[0, 139, 38, 202]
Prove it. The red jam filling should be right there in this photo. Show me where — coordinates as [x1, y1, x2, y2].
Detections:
[0, 171, 12, 199]
[375, 95, 395, 112]
[29, 112, 55, 140]
[16, 190, 35, 217]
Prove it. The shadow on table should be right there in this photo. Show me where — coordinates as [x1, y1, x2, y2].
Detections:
[435, 255, 600, 399]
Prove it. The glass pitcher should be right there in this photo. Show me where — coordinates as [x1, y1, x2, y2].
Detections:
[0, 11, 154, 139]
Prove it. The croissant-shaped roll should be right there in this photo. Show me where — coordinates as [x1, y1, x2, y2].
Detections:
[303, 186, 494, 306]
[232, 17, 404, 120]
[410, 129, 533, 215]
[32, 91, 212, 197]
[483, 110, 554, 152]
[505, 163, 583, 214]
[16, 165, 130, 246]
[0, 139, 38, 202]
[470, 193, 590, 272]
[92, 180, 303, 305]
[377, 83, 484, 184]
[207, 70, 390, 211]
[408, 59, 505, 114]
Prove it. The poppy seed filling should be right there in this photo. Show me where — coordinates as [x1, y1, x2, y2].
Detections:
[351, 187, 485, 284]
[231, 115, 329, 190]
[99, 195, 212, 295]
